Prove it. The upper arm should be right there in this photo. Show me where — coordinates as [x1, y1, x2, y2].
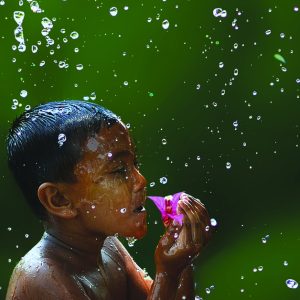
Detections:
[6, 260, 90, 300]
[113, 238, 153, 300]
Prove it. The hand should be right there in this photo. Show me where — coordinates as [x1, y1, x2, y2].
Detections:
[154, 193, 212, 278]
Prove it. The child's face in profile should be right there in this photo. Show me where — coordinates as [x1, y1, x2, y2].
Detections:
[61, 121, 147, 239]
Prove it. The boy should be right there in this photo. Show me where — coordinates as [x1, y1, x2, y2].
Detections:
[6, 100, 211, 299]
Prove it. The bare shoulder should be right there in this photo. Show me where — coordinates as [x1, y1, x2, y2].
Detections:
[6, 249, 89, 300]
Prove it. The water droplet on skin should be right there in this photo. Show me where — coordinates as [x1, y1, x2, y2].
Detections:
[109, 7, 118, 16]
[226, 162, 231, 169]
[70, 31, 79, 39]
[126, 237, 137, 247]
[120, 208, 126, 214]
[91, 205, 95, 209]
[159, 177, 168, 184]
[174, 233, 179, 239]
[58, 133, 67, 147]
[286, 279, 298, 289]
[162, 19, 169, 29]
[205, 226, 210, 231]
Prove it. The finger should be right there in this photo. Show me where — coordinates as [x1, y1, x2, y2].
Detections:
[177, 200, 194, 246]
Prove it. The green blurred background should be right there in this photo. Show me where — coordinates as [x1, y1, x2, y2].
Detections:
[1, 0, 300, 299]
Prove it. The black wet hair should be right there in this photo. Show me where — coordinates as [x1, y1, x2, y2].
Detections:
[6, 100, 119, 220]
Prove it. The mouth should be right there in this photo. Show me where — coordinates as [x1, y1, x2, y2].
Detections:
[133, 205, 146, 213]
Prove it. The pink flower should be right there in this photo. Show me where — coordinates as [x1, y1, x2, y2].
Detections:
[148, 192, 184, 227]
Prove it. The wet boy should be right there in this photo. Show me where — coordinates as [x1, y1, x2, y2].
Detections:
[6, 100, 211, 299]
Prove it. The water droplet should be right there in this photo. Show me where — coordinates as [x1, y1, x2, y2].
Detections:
[258, 266, 263, 271]
[265, 29, 271, 35]
[24, 233, 29, 238]
[120, 208, 126, 214]
[162, 19, 169, 29]
[162, 138, 167, 145]
[91, 205, 95, 209]
[31, 45, 38, 53]
[213, 8, 227, 17]
[286, 279, 298, 289]
[25, 105, 31, 111]
[123, 81, 129, 86]
[283, 261, 288, 266]
[58, 133, 67, 147]
[196, 155, 201, 160]
[8, 258, 12, 263]
[252, 90, 257, 96]
[70, 31, 79, 39]
[150, 182, 155, 187]
[233, 120, 238, 128]
[226, 162, 231, 169]
[159, 177, 168, 184]
[90, 92, 96, 100]
[126, 237, 137, 247]
[76, 64, 83, 71]
[13, 11, 25, 26]
[109, 7, 118, 16]
[30, 1, 42, 13]
[196, 83, 201, 90]
[20, 90, 27, 98]
[41, 17, 53, 29]
[205, 287, 211, 294]
[210, 218, 217, 226]
[205, 225, 210, 231]
[7, 227, 12, 231]
[234, 68, 239, 76]
[219, 62, 224, 68]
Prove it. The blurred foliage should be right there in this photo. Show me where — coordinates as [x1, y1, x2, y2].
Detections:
[0, 0, 300, 299]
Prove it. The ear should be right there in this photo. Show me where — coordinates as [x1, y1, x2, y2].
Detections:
[37, 183, 78, 219]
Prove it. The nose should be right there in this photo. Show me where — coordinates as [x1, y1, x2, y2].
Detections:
[133, 168, 147, 192]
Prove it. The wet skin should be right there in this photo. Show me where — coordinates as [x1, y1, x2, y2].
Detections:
[6, 122, 211, 300]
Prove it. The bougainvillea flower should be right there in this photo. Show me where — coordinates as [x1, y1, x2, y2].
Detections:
[148, 192, 184, 227]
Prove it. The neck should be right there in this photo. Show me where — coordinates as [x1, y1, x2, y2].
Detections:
[44, 221, 107, 267]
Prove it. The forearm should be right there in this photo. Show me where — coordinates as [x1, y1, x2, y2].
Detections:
[175, 265, 194, 300]
[147, 272, 180, 300]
